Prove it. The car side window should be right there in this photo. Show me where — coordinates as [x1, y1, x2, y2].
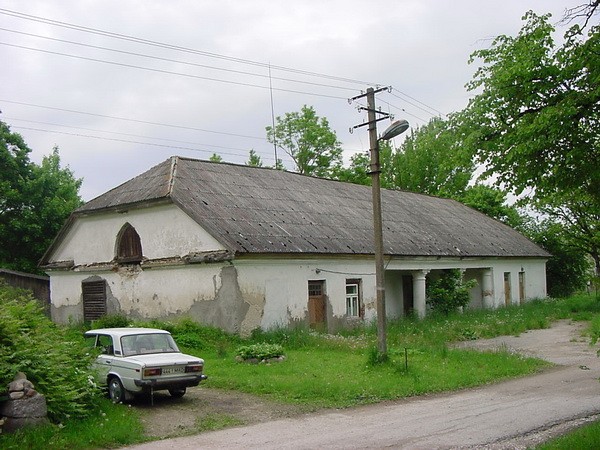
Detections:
[97, 334, 114, 355]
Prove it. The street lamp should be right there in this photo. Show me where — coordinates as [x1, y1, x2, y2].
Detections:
[367, 90, 409, 356]
[380, 119, 410, 141]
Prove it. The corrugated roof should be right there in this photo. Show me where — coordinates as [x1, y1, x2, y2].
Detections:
[75, 156, 549, 258]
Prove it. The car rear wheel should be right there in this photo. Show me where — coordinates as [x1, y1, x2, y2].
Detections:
[169, 388, 186, 398]
[108, 377, 126, 403]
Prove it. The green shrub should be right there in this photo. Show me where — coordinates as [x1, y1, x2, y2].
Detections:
[92, 314, 131, 329]
[235, 343, 284, 360]
[426, 269, 477, 315]
[366, 346, 389, 366]
[0, 283, 102, 423]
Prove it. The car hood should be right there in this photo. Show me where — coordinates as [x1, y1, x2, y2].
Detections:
[123, 352, 204, 366]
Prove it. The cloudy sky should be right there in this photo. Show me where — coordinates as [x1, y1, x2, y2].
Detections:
[0, 0, 585, 200]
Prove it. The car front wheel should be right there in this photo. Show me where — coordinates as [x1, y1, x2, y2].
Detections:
[108, 377, 126, 403]
[169, 388, 186, 398]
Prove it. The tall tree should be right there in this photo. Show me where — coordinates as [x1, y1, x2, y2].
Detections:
[458, 11, 600, 274]
[266, 105, 343, 177]
[393, 117, 474, 198]
[459, 184, 525, 230]
[0, 121, 82, 273]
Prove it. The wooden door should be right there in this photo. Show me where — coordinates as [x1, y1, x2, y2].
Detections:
[503, 272, 512, 306]
[519, 272, 525, 305]
[308, 281, 326, 329]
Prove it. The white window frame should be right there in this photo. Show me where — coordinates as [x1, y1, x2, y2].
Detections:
[346, 282, 360, 317]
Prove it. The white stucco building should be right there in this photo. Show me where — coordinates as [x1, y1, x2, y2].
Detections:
[41, 157, 549, 334]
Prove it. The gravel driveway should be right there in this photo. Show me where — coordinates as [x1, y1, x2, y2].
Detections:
[127, 320, 600, 449]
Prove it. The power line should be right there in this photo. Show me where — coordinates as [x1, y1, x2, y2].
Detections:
[11, 125, 286, 163]
[0, 8, 381, 86]
[378, 99, 429, 124]
[389, 89, 447, 118]
[0, 27, 357, 92]
[0, 42, 348, 100]
[4, 116, 283, 159]
[0, 8, 448, 127]
[0, 99, 267, 140]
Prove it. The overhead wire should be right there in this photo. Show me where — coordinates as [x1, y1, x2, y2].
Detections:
[0, 7, 450, 156]
[0, 27, 357, 92]
[389, 89, 447, 118]
[10, 125, 286, 163]
[0, 8, 380, 86]
[0, 42, 349, 100]
[3, 116, 283, 160]
[0, 7, 447, 126]
[0, 99, 267, 140]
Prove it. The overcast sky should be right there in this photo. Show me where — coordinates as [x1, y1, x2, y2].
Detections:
[0, 0, 585, 201]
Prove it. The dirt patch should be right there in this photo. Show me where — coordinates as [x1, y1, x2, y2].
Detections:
[133, 387, 309, 439]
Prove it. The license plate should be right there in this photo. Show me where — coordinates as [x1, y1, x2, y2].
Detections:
[162, 367, 184, 375]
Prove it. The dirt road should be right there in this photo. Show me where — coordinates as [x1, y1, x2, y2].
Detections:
[127, 320, 600, 449]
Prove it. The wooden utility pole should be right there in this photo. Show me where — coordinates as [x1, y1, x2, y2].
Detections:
[366, 87, 387, 355]
[351, 86, 408, 357]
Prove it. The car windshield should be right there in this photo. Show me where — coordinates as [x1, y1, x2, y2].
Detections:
[121, 333, 180, 356]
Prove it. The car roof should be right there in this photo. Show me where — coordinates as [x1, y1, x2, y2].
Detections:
[85, 327, 171, 338]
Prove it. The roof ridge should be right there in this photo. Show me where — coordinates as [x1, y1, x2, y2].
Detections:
[168, 156, 179, 197]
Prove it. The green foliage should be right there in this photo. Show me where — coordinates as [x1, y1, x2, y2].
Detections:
[91, 314, 131, 329]
[0, 398, 143, 450]
[266, 105, 343, 177]
[366, 346, 389, 366]
[525, 220, 592, 298]
[209, 153, 223, 162]
[0, 120, 83, 274]
[134, 317, 238, 351]
[0, 283, 101, 423]
[235, 343, 284, 361]
[426, 269, 477, 315]
[246, 149, 263, 167]
[459, 184, 525, 229]
[249, 325, 317, 349]
[458, 12, 600, 274]
[537, 417, 600, 449]
[393, 117, 474, 197]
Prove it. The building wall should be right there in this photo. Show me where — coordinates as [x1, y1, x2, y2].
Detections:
[50, 204, 225, 265]
[45, 205, 547, 333]
[48, 255, 547, 334]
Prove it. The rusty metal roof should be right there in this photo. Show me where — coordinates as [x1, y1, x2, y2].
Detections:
[75, 156, 549, 258]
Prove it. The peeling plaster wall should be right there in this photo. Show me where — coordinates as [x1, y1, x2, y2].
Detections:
[48, 255, 547, 333]
[51, 204, 225, 265]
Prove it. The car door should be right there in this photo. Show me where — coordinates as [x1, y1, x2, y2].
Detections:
[93, 334, 115, 385]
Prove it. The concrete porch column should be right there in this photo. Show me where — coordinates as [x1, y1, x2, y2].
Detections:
[412, 270, 429, 319]
[482, 268, 494, 309]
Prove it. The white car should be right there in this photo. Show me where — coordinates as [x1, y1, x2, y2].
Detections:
[85, 327, 207, 403]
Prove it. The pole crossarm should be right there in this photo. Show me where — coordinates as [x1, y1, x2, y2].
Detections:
[351, 114, 392, 132]
[349, 85, 391, 102]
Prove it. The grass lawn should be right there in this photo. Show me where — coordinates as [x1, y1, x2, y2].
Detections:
[202, 346, 547, 408]
[1, 294, 598, 449]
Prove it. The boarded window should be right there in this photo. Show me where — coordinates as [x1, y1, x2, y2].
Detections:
[116, 223, 143, 263]
[82, 280, 107, 321]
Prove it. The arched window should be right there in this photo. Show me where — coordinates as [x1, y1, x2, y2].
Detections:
[116, 223, 143, 263]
